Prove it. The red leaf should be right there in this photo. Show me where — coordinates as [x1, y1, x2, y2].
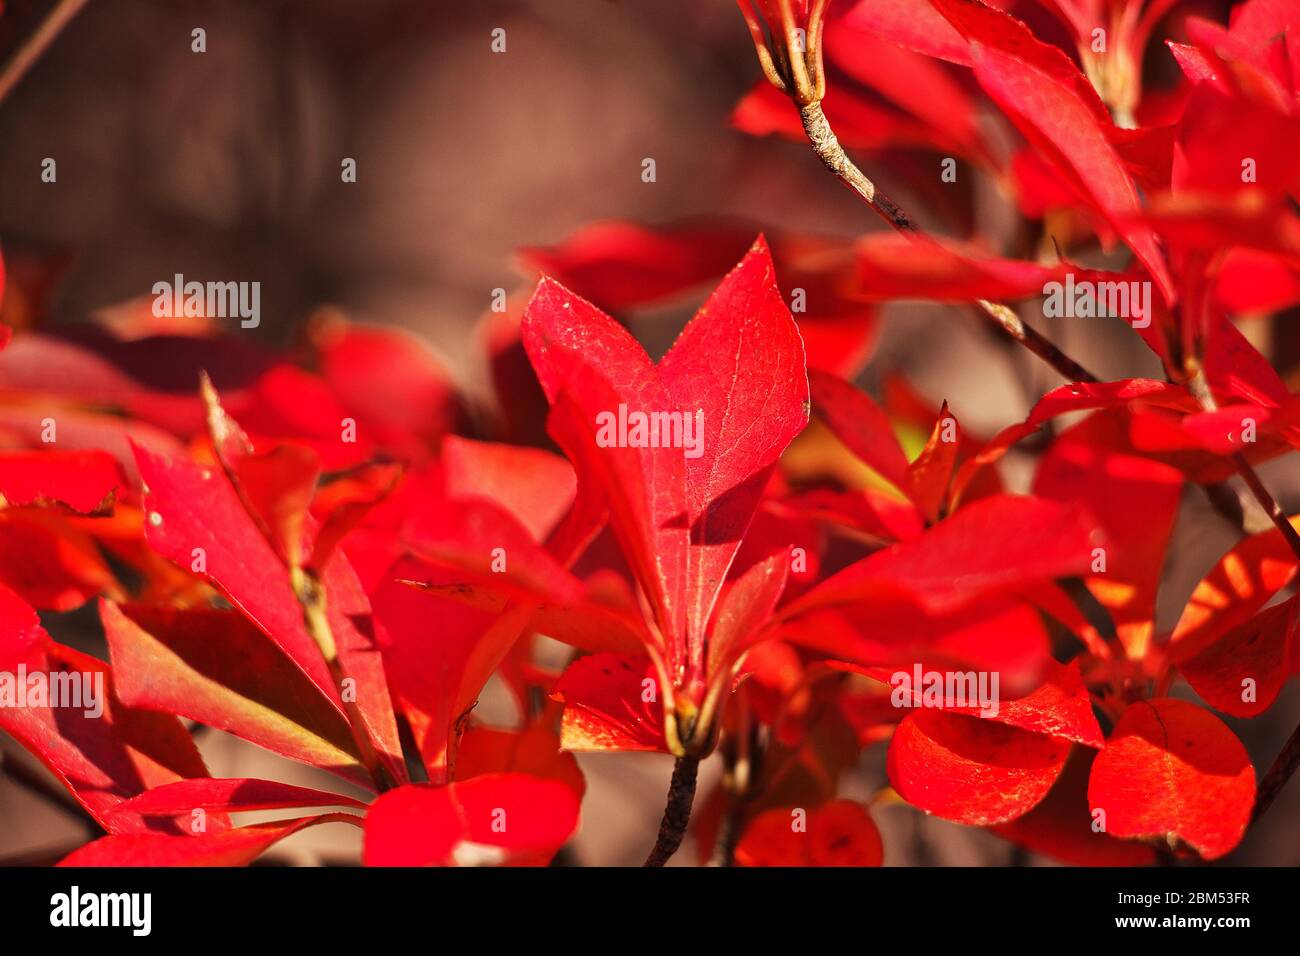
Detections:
[0, 586, 214, 833]
[992, 746, 1157, 866]
[441, 435, 576, 542]
[906, 402, 960, 522]
[113, 778, 367, 816]
[826, 20, 989, 160]
[136, 438, 405, 784]
[809, 369, 912, 492]
[1170, 519, 1300, 659]
[372, 556, 535, 780]
[521, 222, 876, 377]
[312, 320, 461, 454]
[524, 238, 809, 695]
[133, 442, 339, 703]
[455, 724, 586, 799]
[736, 800, 884, 867]
[363, 774, 580, 867]
[707, 552, 789, 677]
[1088, 699, 1255, 860]
[951, 379, 1196, 502]
[0, 450, 124, 514]
[550, 653, 668, 753]
[60, 814, 360, 867]
[928, 0, 1175, 300]
[785, 494, 1101, 618]
[519, 220, 755, 311]
[102, 601, 367, 786]
[1034, 415, 1184, 657]
[657, 239, 809, 671]
[841, 659, 1103, 746]
[853, 233, 1068, 302]
[842, 0, 972, 64]
[401, 495, 584, 609]
[0, 510, 117, 611]
[888, 709, 1070, 825]
[524, 280, 688, 656]
[201, 374, 322, 569]
[1176, 596, 1300, 718]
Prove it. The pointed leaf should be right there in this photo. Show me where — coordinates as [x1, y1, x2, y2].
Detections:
[113, 778, 367, 816]
[60, 814, 360, 867]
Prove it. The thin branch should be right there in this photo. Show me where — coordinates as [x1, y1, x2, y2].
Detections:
[1253, 719, 1300, 825]
[1231, 456, 1300, 559]
[0, 0, 90, 106]
[1186, 362, 1300, 562]
[797, 100, 1100, 384]
[643, 755, 700, 867]
[709, 798, 744, 867]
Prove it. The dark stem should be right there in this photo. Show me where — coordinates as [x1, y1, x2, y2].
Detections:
[710, 796, 744, 867]
[1253, 719, 1300, 825]
[643, 755, 700, 867]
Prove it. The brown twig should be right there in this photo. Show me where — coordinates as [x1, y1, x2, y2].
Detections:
[643, 755, 700, 867]
[798, 91, 1266, 535]
[0, 0, 89, 106]
[798, 100, 1099, 384]
[710, 798, 744, 867]
[1253, 719, 1300, 824]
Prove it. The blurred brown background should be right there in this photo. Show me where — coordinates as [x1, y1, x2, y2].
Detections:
[0, 0, 1295, 865]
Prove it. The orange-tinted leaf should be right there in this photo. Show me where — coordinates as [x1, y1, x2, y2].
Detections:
[550, 653, 668, 753]
[102, 601, 366, 786]
[1178, 597, 1300, 717]
[372, 556, 534, 781]
[1088, 699, 1255, 860]
[888, 709, 1070, 825]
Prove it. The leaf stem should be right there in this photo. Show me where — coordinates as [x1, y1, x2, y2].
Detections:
[643, 755, 700, 867]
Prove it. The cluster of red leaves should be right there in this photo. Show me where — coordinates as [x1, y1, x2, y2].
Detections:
[1, 0, 1299, 867]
